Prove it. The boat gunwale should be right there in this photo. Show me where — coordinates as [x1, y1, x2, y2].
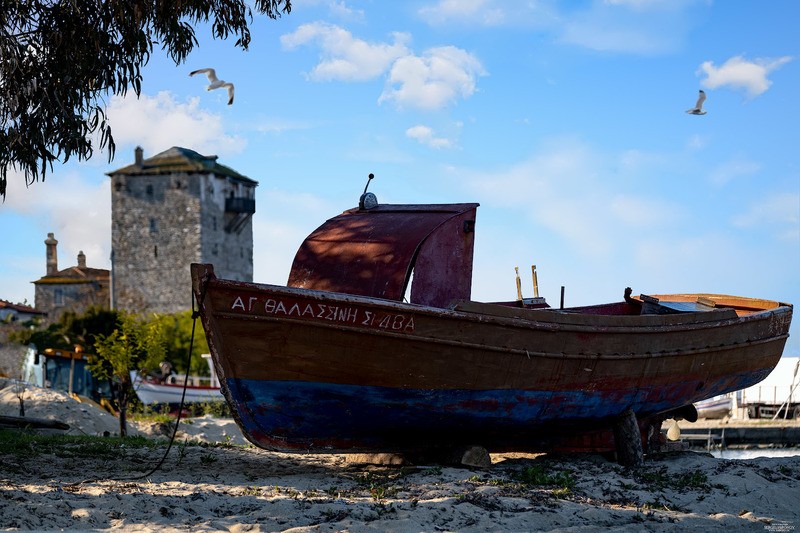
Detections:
[210, 308, 790, 360]
[199, 274, 792, 332]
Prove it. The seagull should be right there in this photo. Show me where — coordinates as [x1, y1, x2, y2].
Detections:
[686, 89, 707, 115]
[190, 68, 235, 105]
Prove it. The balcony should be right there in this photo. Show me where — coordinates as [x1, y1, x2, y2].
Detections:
[225, 197, 256, 214]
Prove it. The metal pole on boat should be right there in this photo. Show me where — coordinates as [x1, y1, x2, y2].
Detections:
[560, 286, 565, 309]
[531, 265, 539, 298]
[515, 267, 523, 301]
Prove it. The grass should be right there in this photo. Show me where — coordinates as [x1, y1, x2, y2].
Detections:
[633, 466, 719, 492]
[0, 429, 164, 458]
[127, 400, 232, 421]
[515, 464, 576, 492]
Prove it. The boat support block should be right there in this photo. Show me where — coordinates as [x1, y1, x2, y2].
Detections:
[613, 407, 644, 467]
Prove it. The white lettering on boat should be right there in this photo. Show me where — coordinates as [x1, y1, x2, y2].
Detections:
[230, 295, 415, 332]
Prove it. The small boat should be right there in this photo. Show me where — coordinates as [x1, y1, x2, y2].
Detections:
[694, 396, 733, 419]
[191, 198, 792, 454]
[131, 355, 223, 406]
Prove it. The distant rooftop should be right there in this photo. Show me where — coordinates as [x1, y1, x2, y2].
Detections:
[0, 299, 46, 316]
[33, 264, 110, 285]
[107, 146, 257, 186]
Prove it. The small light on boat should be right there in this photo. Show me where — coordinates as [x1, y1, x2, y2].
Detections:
[359, 173, 378, 210]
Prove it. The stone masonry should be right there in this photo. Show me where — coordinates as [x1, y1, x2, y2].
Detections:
[108, 146, 256, 314]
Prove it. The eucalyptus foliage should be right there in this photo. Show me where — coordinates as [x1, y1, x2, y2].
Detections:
[0, 0, 291, 198]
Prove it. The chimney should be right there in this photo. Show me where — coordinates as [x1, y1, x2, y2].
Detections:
[135, 146, 143, 168]
[45, 233, 58, 276]
[77, 250, 86, 269]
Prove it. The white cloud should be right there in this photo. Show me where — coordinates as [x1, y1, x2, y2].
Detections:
[291, 0, 364, 21]
[561, 14, 677, 54]
[698, 56, 793, 98]
[559, 0, 704, 55]
[328, 0, 365, 21]
[5, 168, 111, 270]
[603, 0, 687, 10]
[254, 117, 315, 134]
[418, 0, 559, 28]
[708, 157, 760, 186]
[252, 189, 340, 284]
[459, 138, 682, 259]
[281, 23, 484, 110]
[379, 46, 486, 110]
[686, 134, 708, 151]
[418, 0, 507, 26]
[405, 125, 454, 149]
[106, 92, 246, 156]
[417, 0, 702, 54]
[732, 192, 800, 242]
[281, 22, 410, 82]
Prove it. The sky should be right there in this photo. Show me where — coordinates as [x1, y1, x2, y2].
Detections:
[1, 0, 798, 355]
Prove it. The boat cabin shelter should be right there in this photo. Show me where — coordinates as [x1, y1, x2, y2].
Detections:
[288, 203, 479, 308]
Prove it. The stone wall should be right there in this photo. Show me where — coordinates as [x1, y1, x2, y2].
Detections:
[34, 281, 109, 325]
[111, 171, 254, 314]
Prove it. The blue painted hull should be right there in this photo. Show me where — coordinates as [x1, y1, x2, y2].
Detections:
[225, 366, 773, 452]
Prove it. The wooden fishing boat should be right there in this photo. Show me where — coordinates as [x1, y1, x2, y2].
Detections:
[130, 356, 223, 406]
[694, 395, 733, 419]
[191, 200, 792, 455]
[130, 371, 223, 406]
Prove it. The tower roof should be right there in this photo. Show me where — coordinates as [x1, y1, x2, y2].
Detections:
[107, 146, 257, 186]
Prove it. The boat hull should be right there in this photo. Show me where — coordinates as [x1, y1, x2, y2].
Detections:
[694, 396, 733, 419]
[191, 264, 792, 453]
[131, 372, 223, 406]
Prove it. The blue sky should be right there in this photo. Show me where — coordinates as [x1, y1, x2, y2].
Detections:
[2, 0, 798, 355]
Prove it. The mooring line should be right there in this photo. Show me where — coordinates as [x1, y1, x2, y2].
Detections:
[66, 288, 206, 486]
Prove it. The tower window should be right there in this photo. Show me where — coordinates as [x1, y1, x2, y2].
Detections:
[146, 184, 153, 196]
[154, 245, 158, 258]
[149, 218, 158, 233]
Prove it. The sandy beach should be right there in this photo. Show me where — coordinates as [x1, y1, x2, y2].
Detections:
[2, 380, 799, 532]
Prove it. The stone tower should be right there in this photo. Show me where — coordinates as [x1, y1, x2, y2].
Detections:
[107, 146, 257, 314]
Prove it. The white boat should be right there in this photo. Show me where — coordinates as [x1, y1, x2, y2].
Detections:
[694, 396, 733, 419]
[131, 354, 223, 405]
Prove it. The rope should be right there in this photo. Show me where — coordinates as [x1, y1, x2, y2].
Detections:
[129, 300, 199, 480]
[67, 280, 209, 486]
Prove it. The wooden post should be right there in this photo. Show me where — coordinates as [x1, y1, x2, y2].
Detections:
[613, 407, 644, 467]
[531, 265, 539, 298]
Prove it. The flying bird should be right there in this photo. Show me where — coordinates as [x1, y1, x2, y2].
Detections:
[686, 89, 707, 115]
[189, 68, 235, 105]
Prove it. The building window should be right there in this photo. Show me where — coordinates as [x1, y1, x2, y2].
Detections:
[146, 184, 153, 197]
[213, 217, 217, 231]
[154, 245, 158, 258]
[149, 218, 158, 233]
[54, 288, 64, 306]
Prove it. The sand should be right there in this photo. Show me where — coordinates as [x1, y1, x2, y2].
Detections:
[2, 379, 799, 532]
